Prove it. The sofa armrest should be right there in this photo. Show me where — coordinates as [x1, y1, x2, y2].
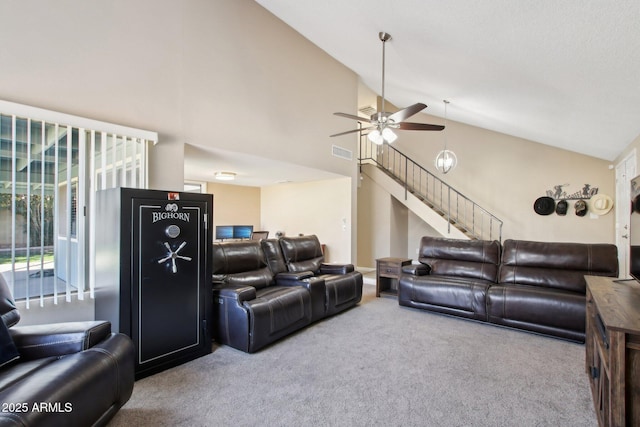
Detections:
[10, 320, 112, 361]
[402, 264, 430, 276]
[275, 271, 315, 283]
[212, 284, 257, 304]
[275, 275, 326, 322]
[320, 263, 355, 275]
[88, 332, 136, 406]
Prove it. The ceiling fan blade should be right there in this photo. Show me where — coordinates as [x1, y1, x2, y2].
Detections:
[388, 103, 427, 123]
[333, 112, 372, 123]
[330, 126, 374, 137]
[398, 122, 445, 131]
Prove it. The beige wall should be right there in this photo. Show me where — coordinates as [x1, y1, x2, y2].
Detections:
[207, 178, 354, 263]
[261, 178, 352, 263]
[357, 172, 391, 266]
[394, 113, 615, 244]
[207, 182, 261, 230]
[0, 0, 359, 220]
[179, 0, 358, 177]
[357, 173, 442, 267]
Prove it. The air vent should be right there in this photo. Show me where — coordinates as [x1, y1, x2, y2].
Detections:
[332, 145, 353, 161]
[358, 105, 377, 116]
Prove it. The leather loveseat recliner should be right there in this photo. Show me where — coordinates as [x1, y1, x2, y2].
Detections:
[211, 240, 314, 353]
[399, 236, 618, 342]
[0, 275, 135, 427]
[212, 236, 363, 353]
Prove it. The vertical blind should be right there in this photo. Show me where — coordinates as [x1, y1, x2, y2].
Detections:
[0, 100, 157, 308]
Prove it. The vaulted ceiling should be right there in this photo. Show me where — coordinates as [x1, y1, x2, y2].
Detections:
[256, 0, 640, 161]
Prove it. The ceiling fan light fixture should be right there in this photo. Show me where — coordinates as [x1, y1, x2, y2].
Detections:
[214, 171, 236, 181]
[330, 31, 443, 140]
[367, 129, 384, 145]
[381, 127, 397, 143]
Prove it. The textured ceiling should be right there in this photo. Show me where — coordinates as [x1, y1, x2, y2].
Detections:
[256, 0, 640, 161]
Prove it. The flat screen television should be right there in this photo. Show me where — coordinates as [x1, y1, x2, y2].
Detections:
[233, 225, 253, 239]
[630, 175, 640, 281]
[215, 225, 234, 240]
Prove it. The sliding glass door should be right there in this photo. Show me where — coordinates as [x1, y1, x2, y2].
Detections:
[0, 103, 155, 308]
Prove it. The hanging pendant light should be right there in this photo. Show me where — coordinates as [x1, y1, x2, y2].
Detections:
[435, 100, 457, 174]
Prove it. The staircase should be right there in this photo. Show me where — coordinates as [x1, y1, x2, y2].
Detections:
[359, 139, 503, 242]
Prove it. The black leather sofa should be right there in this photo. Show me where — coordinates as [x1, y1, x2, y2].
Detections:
[212, 235, 363, 353]
[399, 237, 618, 342]
[0, 275, 135, 426]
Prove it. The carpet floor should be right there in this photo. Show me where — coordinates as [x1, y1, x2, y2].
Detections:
[109, 278, 597, 427]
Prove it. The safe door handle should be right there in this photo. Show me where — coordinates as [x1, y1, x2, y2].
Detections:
[158, 241, 193, 273]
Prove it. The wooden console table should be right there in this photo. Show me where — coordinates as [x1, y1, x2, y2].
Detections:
[376, 257, 411, 297]
[585, 275, 640, 426]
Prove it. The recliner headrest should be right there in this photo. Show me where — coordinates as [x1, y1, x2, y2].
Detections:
[212, 241, 268, 275]
[279, 235, 324, 273]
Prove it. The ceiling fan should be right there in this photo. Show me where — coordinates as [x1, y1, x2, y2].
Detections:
[330, 32, 444, 144]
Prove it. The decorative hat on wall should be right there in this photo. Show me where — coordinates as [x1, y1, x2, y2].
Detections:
[555, 200, 568, 216]
[534, 196, 555, 215]
[590, 194, 614, 216]
[575, 200, 588, 217]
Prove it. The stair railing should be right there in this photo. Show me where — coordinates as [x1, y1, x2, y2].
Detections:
[359, 138, 503, 242]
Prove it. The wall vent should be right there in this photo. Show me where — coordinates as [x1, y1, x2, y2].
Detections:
[358, 105, 377, 116]
[332, 145, 353, 161]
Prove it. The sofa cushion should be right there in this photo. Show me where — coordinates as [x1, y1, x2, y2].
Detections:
[212, 241, 274, 290]
[0, 357, 57, 392]
[486, 284, 586, 341]
[417, 236, 501, 282]
[242, 286, 312, 352]
[398, 274, 492, 320]
[498, 239, 619, 293]
[0, 349, 125, 426]
[245, 287, 310, 334]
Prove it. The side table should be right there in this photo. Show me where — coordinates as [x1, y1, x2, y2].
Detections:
[376, 257, 412, 297]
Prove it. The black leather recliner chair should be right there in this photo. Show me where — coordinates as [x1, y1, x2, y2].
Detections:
[0, 275, 135, 426]
[278, 235, 363, 317]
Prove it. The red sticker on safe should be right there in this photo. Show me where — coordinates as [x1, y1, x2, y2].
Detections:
[168, 192, 180, 201]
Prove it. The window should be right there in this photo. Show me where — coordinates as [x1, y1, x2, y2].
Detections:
[0, 100, 158, 307]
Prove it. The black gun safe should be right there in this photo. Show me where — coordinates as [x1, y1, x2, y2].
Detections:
[95, 188, 213, 379]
